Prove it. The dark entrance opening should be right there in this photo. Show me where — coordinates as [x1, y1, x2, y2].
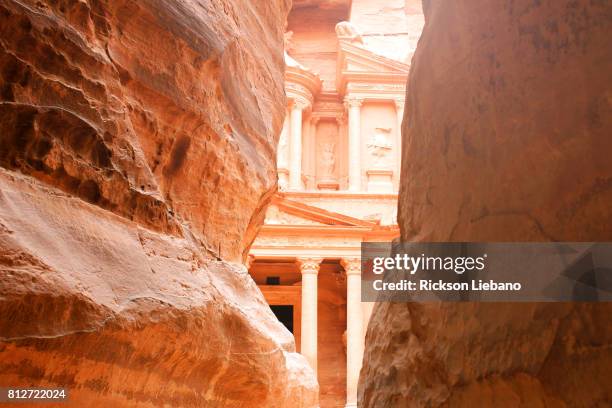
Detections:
[266, 276, 281, 285]
[270, 305, 294, 334]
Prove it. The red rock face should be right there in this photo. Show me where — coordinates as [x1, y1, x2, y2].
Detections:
[360, 0, 612, 406]
[0, 0, 318, 406]
[0, 0, 288, 262]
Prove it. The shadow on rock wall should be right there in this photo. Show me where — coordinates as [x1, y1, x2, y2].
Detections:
[360, 0, 612, 406]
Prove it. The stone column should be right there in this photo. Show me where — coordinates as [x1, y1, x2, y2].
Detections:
[394, 97, 405, 191]
[299, 257, 321, 376]
[336, 113, 348, 189]
[307, 116, 320, 189]
[277, 112, 290, 190]
[345, 97, 363, 191]
[341, 257, 363, 408]
[289, 100, 306, 190]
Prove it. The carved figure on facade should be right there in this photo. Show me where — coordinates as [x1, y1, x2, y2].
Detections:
[319, 142, 336, 181]
[367, 127, 393, 168]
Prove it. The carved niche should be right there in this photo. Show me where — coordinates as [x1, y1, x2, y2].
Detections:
[367, 127, 393, 168]
[319, 142, 336, 181]
[315, 121, 340, 190]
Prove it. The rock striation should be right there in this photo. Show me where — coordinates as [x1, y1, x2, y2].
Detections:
[360, 0, 612, 406]
[0, 0, 318, 406]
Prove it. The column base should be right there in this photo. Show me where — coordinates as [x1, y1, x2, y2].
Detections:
[345, 403, 358, 408]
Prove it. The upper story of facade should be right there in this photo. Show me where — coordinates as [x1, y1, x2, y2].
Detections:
[277, 0, 424, 198]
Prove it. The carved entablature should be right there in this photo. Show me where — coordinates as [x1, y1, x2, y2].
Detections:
[346, 82, 405, 94]
[315, 102, 341, 111]
[311, 91, 344, 120]
[254, 235, 360, 248]
[343, 82, 406, 104]
[312, 102, 343, 117]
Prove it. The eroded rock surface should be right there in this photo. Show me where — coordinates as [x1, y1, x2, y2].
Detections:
[360, 0, 612, 406]
[0, 0, 318, 406]
[0, 0, 288, 261]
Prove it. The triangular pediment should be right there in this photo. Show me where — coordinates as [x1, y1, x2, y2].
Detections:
[264, 195, 376, 227]
[265, 204, 328, 226]
[339, 42, 410, 75]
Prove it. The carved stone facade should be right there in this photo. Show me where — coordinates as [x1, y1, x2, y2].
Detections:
[249, 1, 423, 407]
[276, 12, 411, 194]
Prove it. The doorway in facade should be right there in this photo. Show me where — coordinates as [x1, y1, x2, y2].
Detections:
[270, 305, 294, 334]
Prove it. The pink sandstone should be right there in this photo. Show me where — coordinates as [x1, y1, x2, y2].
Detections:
[360, 0, 612, 406]
[0, 0, 318, 406]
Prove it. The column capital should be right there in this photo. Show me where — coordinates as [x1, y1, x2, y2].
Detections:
[298, 257, 323, 275]
[341, 258, 361, 276]
[310, 116, 321, 126]
[290, 97, 310, 111]
[344, 96, 363, 108]
[393, 97, 405, 110]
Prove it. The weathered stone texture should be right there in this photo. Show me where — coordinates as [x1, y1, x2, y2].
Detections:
[360, 0, 612, 406]
[0, 0, 318, 406]
[0, 0, 288, 261]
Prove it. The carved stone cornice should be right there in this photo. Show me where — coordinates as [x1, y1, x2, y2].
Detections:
[344, 83, 407, 104]
[341, 258, 362, 276]
[310, 91, 345, 119]
[298, 257, 323, 275]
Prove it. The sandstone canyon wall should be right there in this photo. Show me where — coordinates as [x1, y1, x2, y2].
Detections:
[360, 0, 612, 406]
[0, 0, 318, 406]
